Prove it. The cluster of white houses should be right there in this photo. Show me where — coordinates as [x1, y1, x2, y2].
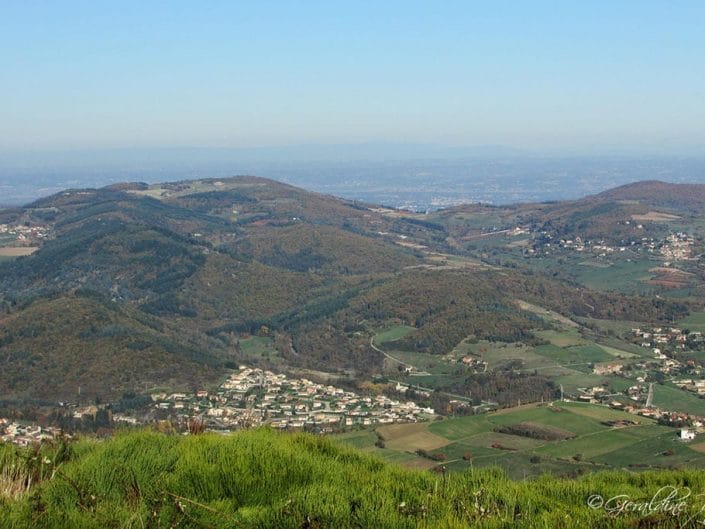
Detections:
[0, 223, 49, 244]
[591, 326, 704, 381]
[661, 232, 695, 262]
[527, 228, 694, 262]
[633, 326, 704, 350]
[0, 418, 62, 447]
[147, 367, 435, 432]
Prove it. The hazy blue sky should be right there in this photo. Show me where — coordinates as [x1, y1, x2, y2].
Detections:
[2, 1, 704, 155]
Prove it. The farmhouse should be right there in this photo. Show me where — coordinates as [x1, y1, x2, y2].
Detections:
[593, 361, 623, 375]
[679, 428, 696, 442]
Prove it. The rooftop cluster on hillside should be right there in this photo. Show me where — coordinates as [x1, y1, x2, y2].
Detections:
[143, 367, 435, 433]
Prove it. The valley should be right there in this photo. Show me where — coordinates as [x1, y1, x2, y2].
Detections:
[2, 177, 705, 478]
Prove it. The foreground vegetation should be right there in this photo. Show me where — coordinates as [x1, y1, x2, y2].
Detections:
[2, 429, 705, 528]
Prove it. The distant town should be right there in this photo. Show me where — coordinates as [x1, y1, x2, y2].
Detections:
[1, 366, 434, 446]
[519, 227, 695, 262]
[5, 356, 705, 447]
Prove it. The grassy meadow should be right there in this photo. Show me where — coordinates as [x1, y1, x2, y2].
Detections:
[573, 256, 658, 294]
[3, 428, 705, 528]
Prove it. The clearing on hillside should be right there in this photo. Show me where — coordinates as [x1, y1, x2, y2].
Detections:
[514, 299, 578, 328]
[631, 211, 681, 222]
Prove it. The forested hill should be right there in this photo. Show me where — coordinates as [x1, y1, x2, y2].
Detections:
[594, 180, 705, 212]
[0, 177, 696, 402]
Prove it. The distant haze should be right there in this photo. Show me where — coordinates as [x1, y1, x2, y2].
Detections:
[2, 146, 705, 211]
[3, 2, 705, 207]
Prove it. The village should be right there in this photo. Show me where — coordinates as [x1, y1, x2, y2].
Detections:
[0, 418, 63, 447]
[3, 355, 705, 446]
[0, 366, 435, 446]
[561, 324, 705, 443]
[4, 357, 704, 447]
[0, 222, 50, 246]
[145, 366, 436, 432]
[526, 229, 695, 261]
[585, 325, 704, 383]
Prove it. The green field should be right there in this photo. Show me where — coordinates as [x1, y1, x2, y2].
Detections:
[374, 449, 425, 466]
[384, 350, 455, 375]
[534, 425, 670, 460]
[595, 344, 639, 358]
[552, 372, 604, 393]
[679, 311, 705, 332]
[386, 328, 650, 398]
[593, 429, 705, 468]
[535, 329, 587, 347]
[238, 336, 281, 362]
[593, 335, 646, 355]
[533, 343, 613, 371]
[535, 329, 639, 359]
[466, 341, 565, 373]
[335, 402, 705, 479]
[574, 257, 659, 294]
[374, 325, 415, 344]
[652, 383, 705, 416]
[334, 429, 378, 449]
[6, 428, 705, 528]
[575, 316, 645, 336]
[552, 374, 636, 396]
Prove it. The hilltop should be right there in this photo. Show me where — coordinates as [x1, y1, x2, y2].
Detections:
[434, 180, 705, 243]
[595, 180, 705, 213]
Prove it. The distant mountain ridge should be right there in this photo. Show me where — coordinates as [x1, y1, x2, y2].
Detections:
[594, 180, 705, 212]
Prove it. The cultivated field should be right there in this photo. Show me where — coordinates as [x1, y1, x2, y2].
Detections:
[335, 401, 705, 479]
[679, 311, 705, 332]
[574, 257, 657, 294]
[631, 211, 681, 222]
[377, 422, 449, 451]
[0, 246, 38, 257]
